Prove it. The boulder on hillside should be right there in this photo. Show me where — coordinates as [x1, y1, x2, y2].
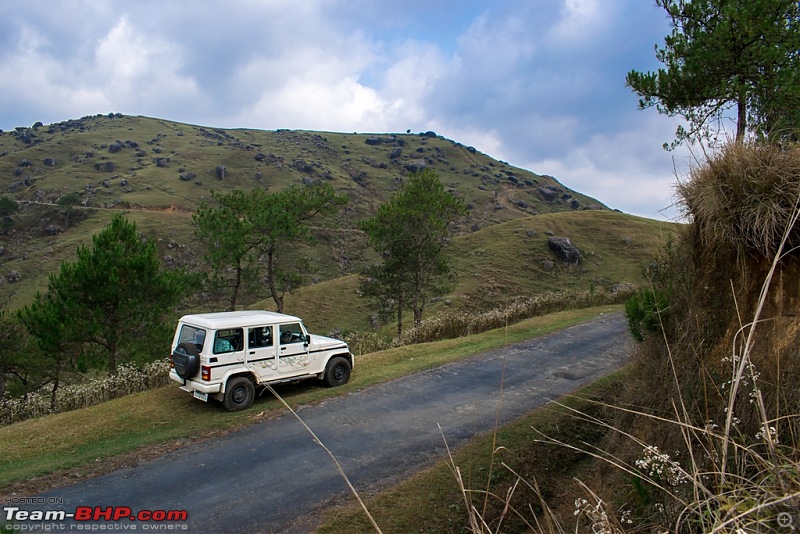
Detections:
[292, 160, 314, 173]
[537, 187, 557, 201]
[44, 224, 62, 236]
[216, 165, 226, 179]
[537, 185, 563, 202]
[405, 159, 427, 173]
[547, 236, 581, 265]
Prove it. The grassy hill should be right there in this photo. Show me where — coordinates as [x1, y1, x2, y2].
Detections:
[0, 114, 671, 319]
[279, 210, 672, 334]
[0, 113, 602, 219]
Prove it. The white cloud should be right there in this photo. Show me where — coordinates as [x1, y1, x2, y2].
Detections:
[0, 0, 683, 222]
[549, 0, 611, 43]
[523, 114, 691, 221]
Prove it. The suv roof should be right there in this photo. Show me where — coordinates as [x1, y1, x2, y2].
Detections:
[178, 310, 302, 330]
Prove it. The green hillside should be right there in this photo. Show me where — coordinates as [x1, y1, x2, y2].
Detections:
[0, 114, 602, 216]
[278, 210, 674, 334]
[0, 114, 672, 323]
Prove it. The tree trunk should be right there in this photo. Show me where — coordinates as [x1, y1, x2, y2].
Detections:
[50, 364, 60, 411]
[396, 294, 403, 337]
[266, 248, 283, 313]
[412, 269, 424, 330]
[229, 259, 242, 311]
[736, 89, 747, 142]
[108, 337, 117, 376]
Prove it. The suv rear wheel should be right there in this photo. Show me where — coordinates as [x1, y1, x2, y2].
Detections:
[223, 376, 255, 411]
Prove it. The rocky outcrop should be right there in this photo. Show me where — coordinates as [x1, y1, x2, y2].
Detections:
[405, 159, 427, 173]
[547, 236, 581, 265]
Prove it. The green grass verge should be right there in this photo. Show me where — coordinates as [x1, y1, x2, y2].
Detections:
[0, 306, 619, 494]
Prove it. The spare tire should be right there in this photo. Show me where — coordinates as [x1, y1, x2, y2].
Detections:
[172, 342, 200, 379]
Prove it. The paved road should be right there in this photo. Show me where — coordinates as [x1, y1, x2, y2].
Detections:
[31, 312, 631, 533]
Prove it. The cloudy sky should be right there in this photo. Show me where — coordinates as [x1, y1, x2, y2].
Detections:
[0, 0, 695, 221]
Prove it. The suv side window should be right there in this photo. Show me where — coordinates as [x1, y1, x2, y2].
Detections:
[248, 326, 273, 348]
[214, 328, 243, 354]
[278, 323, 305, 345]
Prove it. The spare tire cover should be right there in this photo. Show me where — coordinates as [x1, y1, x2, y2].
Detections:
[172, 342, 200, 379]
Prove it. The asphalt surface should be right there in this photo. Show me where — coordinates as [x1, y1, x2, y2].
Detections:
[29, 311, 632, 533]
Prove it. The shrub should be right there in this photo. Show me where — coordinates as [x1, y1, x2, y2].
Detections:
[400, 286, 637, 345]
[624, 287, 670, 342]
[0, 196, 19, 217]
[0, 359, 171, 426]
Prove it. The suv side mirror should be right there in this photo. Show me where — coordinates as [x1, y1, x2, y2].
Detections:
[304, 334, 311, 345]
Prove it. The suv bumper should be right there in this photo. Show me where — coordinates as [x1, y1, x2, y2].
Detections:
[169, 370, 222, 394]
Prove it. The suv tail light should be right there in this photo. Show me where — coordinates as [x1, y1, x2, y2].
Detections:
[201, 365, 211, 381]
[170, 354, 174, 368]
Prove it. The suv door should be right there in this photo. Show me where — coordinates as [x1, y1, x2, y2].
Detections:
[277, 322, 309, 375]
[246, 325, 277, 380]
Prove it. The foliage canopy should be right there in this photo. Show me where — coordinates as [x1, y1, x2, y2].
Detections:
[193, 183, 348, 312]
[626, 0, 800, 147]
[360, 169, 466, 335]
[18, 213, 189, 376]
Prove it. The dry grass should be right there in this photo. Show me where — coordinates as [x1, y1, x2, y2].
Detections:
[523, 142, 800, 531]
[678, 142, 800, 257]
[398, 286, 636, 345]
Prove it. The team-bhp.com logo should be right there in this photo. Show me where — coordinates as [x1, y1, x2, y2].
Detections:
[3, 506, 188, 531]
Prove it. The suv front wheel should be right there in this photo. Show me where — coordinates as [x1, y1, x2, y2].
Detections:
[323, 357, 351, 387]
[223, 376, 255, 411]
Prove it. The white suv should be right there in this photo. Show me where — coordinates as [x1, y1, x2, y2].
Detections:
[169, 310, 353, 411]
